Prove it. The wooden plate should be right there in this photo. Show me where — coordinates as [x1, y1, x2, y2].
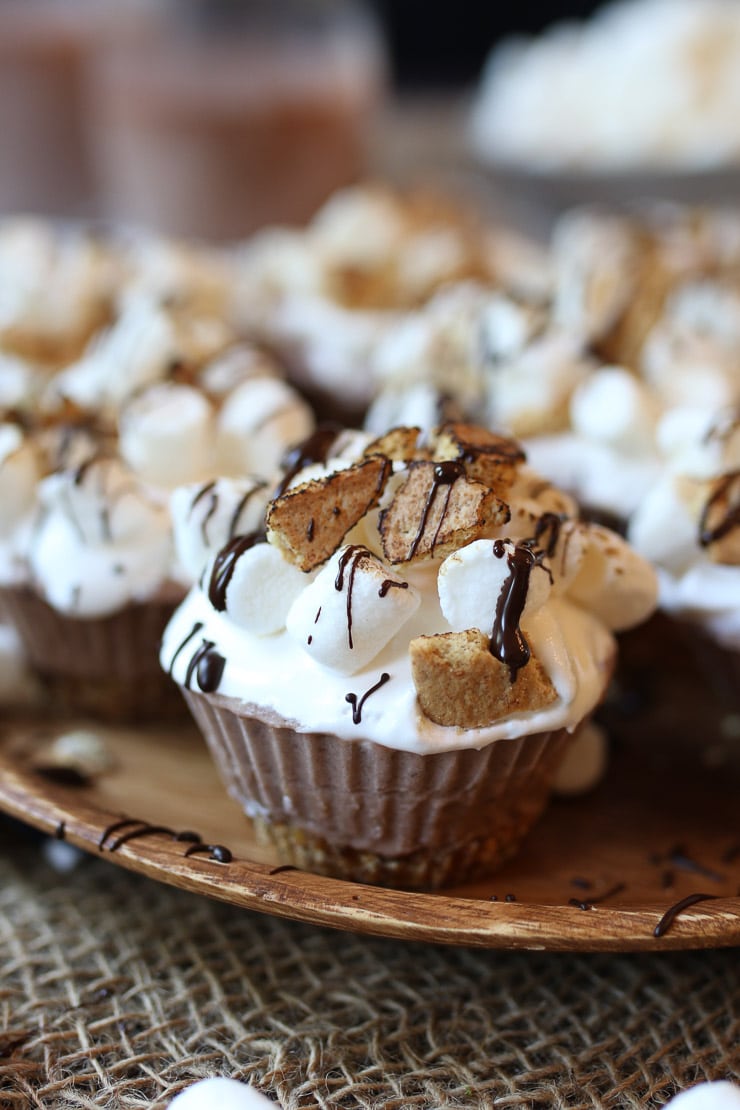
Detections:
[2, 654, 739, 953]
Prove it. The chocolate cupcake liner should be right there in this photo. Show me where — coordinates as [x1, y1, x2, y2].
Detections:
[182, 687, 573, 890]
[0, 586, 184, 722]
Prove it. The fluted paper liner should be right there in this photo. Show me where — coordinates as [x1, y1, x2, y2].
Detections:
[0, 586, 183, 721]
[182, 687, 574, 889]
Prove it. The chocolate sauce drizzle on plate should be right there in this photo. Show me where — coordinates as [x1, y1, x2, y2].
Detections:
[653, 893, 719, 938]
[98, 817, 231, 864]
[345, 672, 391, 725]
[568, 882, 626, 911]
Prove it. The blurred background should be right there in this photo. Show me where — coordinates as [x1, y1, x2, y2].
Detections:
[0, 0, 736, 239]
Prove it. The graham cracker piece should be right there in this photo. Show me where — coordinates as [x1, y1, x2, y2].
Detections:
[379, 461, 509, 564]
[432, 423, 525, 496]
[700, 471, 740, 565]
[266, 455, 391, 572]
[363, 426, 425, 463]
[410, 629, 558, 729]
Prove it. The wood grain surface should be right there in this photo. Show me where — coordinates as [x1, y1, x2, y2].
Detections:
[1, 645, 739, 952]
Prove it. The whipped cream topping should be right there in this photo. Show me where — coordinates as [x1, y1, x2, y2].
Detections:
[162, 426, 657, 754]
[471, 0, 740, 172]
[29, 457, 173, 617]
[629, 414, 740, 648]
[0, 220, 115, 357]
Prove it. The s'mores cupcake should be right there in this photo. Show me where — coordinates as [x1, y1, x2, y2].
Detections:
[162, 423, 657, 888]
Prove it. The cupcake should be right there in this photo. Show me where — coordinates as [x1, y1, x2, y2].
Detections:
[0, 231, 314, 721]
[629, 407, 740, 705]
[162, 422, 657, 888]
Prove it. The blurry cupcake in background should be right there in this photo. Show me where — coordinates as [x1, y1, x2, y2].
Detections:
[161, 422, 657, 888]
[0, 221, 314, 722]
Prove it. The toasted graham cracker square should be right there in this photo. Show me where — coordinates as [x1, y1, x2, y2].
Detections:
[363, 426, 426, 463]
[432, 423, 525, 496]
[266, 455, 391, 572]
[379, 461, 509, 564]
[410, 629, 558, 729]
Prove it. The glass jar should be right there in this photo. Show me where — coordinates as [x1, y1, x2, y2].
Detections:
[87, 0, 387, 240]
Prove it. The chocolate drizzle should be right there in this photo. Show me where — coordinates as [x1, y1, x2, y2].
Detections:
[98, 817, 232, 864]
[274, 424, 340, 498]
[653, 892, 719, 938]
[378, 578, 409, 598]
[208, 531, 266, 611]
[334, 545, 370, 650]
[490, 540, 537, 680]
[168, 621, 204, 675]
[345, 672, 391, 725]
[185, 640, 226, 693]
[568, 882, 626, 911]
[533, 512, 565, 559]
[408, 460, 466, 560]
[228, 482, 266, 540]
[699, 470, 740, 547]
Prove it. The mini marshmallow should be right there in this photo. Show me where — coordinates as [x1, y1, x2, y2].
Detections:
[479, 293, 545, 361]
[38, 459, 167, 547]
[286, 546, 420, 674]
[551, 212, 636, 342]
[311, 185, 405, 270]
[552, 719, 608, 796]
[657, 406, 740, 479]
[568, 524, 658, 630]
[0, 351, 41, 410]
[570, 366, 658, 453]
[216, 377, 314, 479]
[198, 344, 279, 399]
[666, 1082, 740, 1110]
[0, 425, 39, 533]
[171, 478, 269, 584]
[628, 476, 702, 572]
[119, 383, 215, 488]
[216, 540, 308, 636]
[168, 1077, 279, 1110]
[54, 296, 182, 410]
[438, 538, 552, 636]
[485, 331, 589, 436]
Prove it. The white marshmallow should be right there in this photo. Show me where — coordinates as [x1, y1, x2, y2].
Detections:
[0, 351, 41, 410]
[570, 366, 658, 452]
[311, 185, 405, 270]
[171, 478, 269, 584]
[216, 540, 308, 636]
[119, 384, 215, 488]
[568, 524, 658, 630]
[0, 424, 39, 533]
[666, 1082, 740, 1110]
[480, 293, 545, 361]
[198, 344, 279, 399]
[168, 1077, 278, 1110]
[552, 212, 637, 342]
[286, 546, 420, 674]
[438, 538, 552, 636]
[216, 377, 314, 479]
[628, 476, 701, 572]
[658, 407, 740, 479]
[485, 331, 589, 436]
[552, 720, 608, 795]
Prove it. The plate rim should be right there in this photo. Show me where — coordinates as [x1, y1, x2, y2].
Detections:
[2, 751, 739, 953]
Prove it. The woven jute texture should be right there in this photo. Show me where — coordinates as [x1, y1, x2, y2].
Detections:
[0, 824, 738, 1110]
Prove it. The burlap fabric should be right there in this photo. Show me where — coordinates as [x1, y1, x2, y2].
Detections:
[0, 822, 738, 1110]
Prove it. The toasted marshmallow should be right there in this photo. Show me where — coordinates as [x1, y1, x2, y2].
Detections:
[120, 384, 214, 488]
[628, 475, 702, 573]
[569, 524, 658, 630]
[210, 539, 307, 636]
[485, 331, 590, 436]
[286, 545, 420, 674]
[216, 377, 314, 478]
[198, 343, 279, 399]
[311, 185, 405, 271]
[439, 538, 552, 636]
[570, 366, 658, 452]
[657, 406, 740, 479]
[0, 424, 40, 533]
[171, 477, 269, 584]
[552, 211, 637, 342]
